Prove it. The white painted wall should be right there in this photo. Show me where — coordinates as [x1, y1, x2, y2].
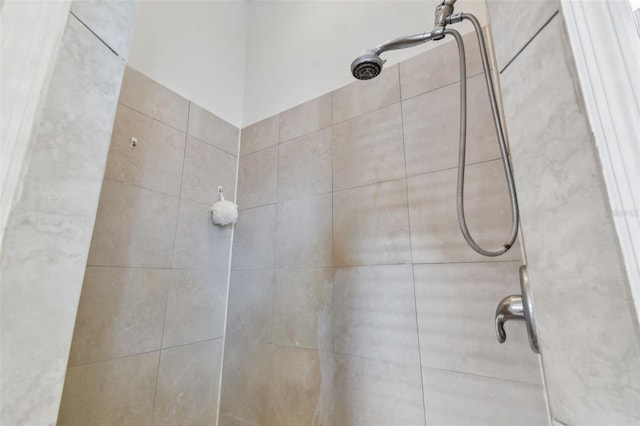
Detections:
[128, 0, 248, 127]
[127, 0, 486, 128]
[241, 0, 488, 126]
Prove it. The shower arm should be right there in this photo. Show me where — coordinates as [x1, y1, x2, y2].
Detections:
[370, 32, 436, 56]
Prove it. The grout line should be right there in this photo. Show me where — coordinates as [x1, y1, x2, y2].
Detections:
[215, 125, 243, 425]
[69, 12, 119, 58]
[420, 365, 543, 387]
[102, 177, 180, 199]
[117, 102, 189, 135]
[68, 337, 225, 370]
[398, 66, 427, 424]
[331, 155, 504, 196]
[226, 258, 523, 274]
[499, 10, 560, 75]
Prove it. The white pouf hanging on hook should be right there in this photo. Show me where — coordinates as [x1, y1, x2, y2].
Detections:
[210, 186, 238, 226]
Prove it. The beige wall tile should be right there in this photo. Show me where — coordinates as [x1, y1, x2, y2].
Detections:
[402, 74, 501, 177]
[240, 114, 279, 156]
[332, 103, 406, 191]
[87, 180, 179, 268]
[231, 204, 276, 270]
[187, 102, 239, 155]
[334, 265, 419, 366]
[153, 339, 223, 426]
[236, 145, 278, 209]
[272, 268, 333, 351]
[414, 262, 542, 384]
[399, 29, 485, 100]
[276, 193, 332, 268]
[333, 179, 411, 266]
[487, 0, 558, 70]
[279, 93, 331, 142]
[162, 270, 227, 348]
[68, 267, 169, 366]
[181, 135, 237, 206]
[332, 64, 400, 124]
[172, 198, 233, 271]
[267, 346, 334, 426]
[119, 67, 189, 132]
[226, 270, 273, 343]
[499, 15, 640, 424]
[70, 0, 136, 60]
[278, 128, 332, 201]
[407, 161, 521, 263]
[219, 341, 274, 426]
[422, 367, 547, 426]
[105, 104, 185, 196]
[58, 352, 159, 426]
[0, 15, 128, 425]
[334, 353, 425, 426]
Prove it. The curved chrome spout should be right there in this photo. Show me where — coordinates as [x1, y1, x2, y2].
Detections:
[495, 295, 525, 343]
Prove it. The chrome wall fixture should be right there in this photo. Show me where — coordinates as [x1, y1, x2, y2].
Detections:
[351, 0, 520, 258]
[351, 1, 541, 353]
[495, 266, 540, 353]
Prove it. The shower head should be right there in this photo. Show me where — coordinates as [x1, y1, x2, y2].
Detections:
[351, 51, 385, 80]
[350, 32, 435, 80]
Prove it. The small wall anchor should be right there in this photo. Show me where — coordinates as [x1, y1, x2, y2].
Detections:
[130, 137, 137, 148]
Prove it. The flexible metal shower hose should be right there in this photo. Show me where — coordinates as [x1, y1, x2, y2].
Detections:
[444, 16, 520, 257]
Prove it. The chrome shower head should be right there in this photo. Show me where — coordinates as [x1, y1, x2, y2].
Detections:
[351, 51, 385, 80]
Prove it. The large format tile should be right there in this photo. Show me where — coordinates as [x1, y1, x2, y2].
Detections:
[226, 269, 274, 343]
[332, 64, 400, 123]
[70, 0, 137, 60]
[278, 128, 332, 201]
[181, 136, 237, 206]
[334, 354, 425, 426]
[500, 16, 640, 424]
[279, 93, 331, 142]
[58, 352, 159, 426]
[333, 179, 411, 266]
[68, 267, 169, 366]
[0, 14, 127, 425]
[334, 265, 419, 366]
[414, 262, 541, 384]
[240, 114, 279, 156]
[407, 160, 521, 263]
[172, 198, 233, 271]
[119, 67, 189, 132]
[399, 28, 486, 100]
[267, 346, 334, 426]
[236, 145, 278, 209]
[105, 104, 185, 196]
[162, 269, 227, 348]
[231, 204, 276, 270]
[332, 103, 405, 191]
[88, 180, 179, 268]
[272, 268, 333, 350]
[422, 367, 547, 426]
[219, 341, 274, 426]
[487, 0, 559, 70]
[153, 339, 223, 426]
[187, 102, 239, 155]
[276, 193, 332, 268]
[402, 73, 501, 177]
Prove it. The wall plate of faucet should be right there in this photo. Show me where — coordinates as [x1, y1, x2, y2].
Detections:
[495, 265, 540, 354]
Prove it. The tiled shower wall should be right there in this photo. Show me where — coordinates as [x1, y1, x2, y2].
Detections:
[220, 31, 548, 425]
[58, 67, 238, 425]
[488, 0, 640, 424]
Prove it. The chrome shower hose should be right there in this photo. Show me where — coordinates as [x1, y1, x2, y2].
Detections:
[444, 15, 519, 257]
